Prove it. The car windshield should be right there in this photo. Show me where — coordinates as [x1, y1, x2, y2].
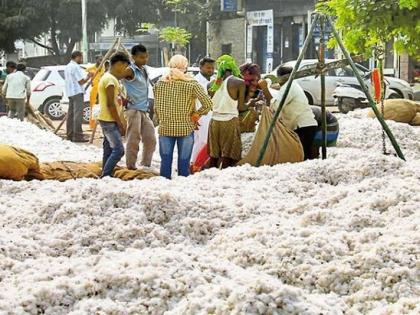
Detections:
[335, 65, 365, 77]
[58, 70, 65, 80]
[33, 69, 50, 81]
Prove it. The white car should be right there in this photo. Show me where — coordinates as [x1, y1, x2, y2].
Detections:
[271, 60, 414, 106]
[31, 65, 92, 122]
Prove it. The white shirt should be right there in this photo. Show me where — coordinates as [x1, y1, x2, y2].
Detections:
[64, 60, 85, 97]
[212, 76, 238, 121]
[195, 72, 211, 91]
[194, 72, 213, 109]
[2, 71, 31, 99]
[270, 81, 317, 130]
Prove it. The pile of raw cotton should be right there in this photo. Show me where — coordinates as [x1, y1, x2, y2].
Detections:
[0, 117, 101, 162]
[0, 114, 419, 314]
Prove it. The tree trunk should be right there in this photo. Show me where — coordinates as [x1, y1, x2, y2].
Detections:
[65, 38, 78, 58]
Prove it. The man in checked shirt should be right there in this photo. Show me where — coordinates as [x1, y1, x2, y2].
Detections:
[153, 55, 212, 179]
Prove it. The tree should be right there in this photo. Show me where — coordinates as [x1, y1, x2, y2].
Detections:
[318, 0, 420, 57]
[0, 0, 109, 56]
[160, 27, 192, 49]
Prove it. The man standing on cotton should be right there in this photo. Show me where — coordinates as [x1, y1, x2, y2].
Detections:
[191, 57, 215, 162]
[2, 63, 31, 121]
[97, 52, 130, 177]
[64, 51, 92, 142]
[122, 44, 156, 170]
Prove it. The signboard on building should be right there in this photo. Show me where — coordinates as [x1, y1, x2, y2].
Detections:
[221, 0, 237, 12]
[246, 10, 274, 73]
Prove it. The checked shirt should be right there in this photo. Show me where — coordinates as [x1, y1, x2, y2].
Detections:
[153, 80, 213, 137]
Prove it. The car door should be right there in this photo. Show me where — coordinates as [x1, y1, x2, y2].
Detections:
[323, 68, 342, 105]
[296, 64, 337, 105]
[295, 64, 318, 103]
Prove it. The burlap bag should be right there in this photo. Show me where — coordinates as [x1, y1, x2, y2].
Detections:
[238, 107, 304, 166]
[39, 162, 102, 181]
[39, 162, 157, 181]
[0, 145, 43, 180]
[368, 99, 418, 123]
[410, 113, 420, 126]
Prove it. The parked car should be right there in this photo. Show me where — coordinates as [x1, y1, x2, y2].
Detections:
[333, 80, 399, 114]
[30, 65, 91, 122]
[270, 59, 414, 106]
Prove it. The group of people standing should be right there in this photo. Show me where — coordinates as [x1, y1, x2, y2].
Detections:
[3, 43, 337, 180]
[89, 44, 336, 179]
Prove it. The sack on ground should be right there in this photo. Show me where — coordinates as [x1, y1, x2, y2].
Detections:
[410, 113, 420, 126]
[40, 162, 102, 181]
[39, 161, 157, 181]
[113, 168, 158, 181]
[0, 145, 43, 180]
[368, 99, 418, 123]
[238, 107, 304, 166]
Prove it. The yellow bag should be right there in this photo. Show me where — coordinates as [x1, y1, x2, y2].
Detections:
[39, 162, 102, 181]
[113, 168, 158, 181]
[238, 107, 304, 166]
[0, 145, 42, 180]
[368, 99, 418, 123]
[39, 162, 157, 181]
[410, 113, 420, 126]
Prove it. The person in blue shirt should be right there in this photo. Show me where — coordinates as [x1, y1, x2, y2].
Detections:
[64, 51, 92, 142]
[122, 44, 156, 170]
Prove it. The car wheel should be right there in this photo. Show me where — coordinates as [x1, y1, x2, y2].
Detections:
[387, 92, 400, 99]
[390, 89, 404, 98]
[83, 103, 90, 124]
[44, 98, 65, 120]
[304, 92, 314, 105]
[337, 98, 354, 114]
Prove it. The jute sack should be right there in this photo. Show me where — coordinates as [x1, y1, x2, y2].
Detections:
[0, 145, 42, 180]
[113, 168, 158, 181]
[39, 162, 157, 181]
[368, 99, 418, 123]
[238, 107, 304, 166]
[40, 162, 102, 181]
[410, 113, 420, 126]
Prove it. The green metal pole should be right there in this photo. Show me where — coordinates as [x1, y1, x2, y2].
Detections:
[319, 15, 327, 159]
[256, 13, 320, 166]
[326, 16, 406, 161]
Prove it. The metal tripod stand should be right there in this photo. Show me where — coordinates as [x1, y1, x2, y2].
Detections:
[256, 13, 405, 167]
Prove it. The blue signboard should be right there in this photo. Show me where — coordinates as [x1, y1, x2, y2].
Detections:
[221, 0, 237, 12]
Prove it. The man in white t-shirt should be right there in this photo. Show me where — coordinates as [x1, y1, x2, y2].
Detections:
[2, 63, 31, 121]
[259, 65, 318, 160]
[191, 57, 215, 162]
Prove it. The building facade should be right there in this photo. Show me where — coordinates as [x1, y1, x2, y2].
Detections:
[209, 0, 319, 73]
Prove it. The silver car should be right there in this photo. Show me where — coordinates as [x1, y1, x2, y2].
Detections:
[272, 59, 414, 106]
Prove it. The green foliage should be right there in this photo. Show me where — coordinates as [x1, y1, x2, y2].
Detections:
[0, 0, 108, 55]
[0, 0, 216, 55]
[318, 0, 420, 57]
[159, 27, 192, 48]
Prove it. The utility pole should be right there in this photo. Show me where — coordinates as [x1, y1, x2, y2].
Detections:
[81, 0, 89, 62]
[206, 0, 210, 56]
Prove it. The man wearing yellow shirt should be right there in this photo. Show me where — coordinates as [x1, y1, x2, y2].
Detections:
[87, 56, 105, 128]
[98, 52, 130, 177]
